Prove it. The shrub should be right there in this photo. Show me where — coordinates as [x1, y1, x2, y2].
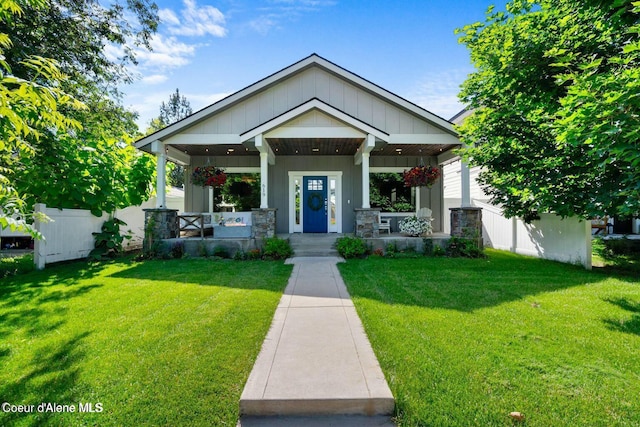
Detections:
[262, 237, 293, 260]
[0, 254, 34, 278]
[594, 237, 640, 259]
[372, 248, 384, 257]
[233, 250, 246, 261]
[336, 236, 368, 259]
[247, 248, 262, 260]
[212, 246, 229, 258]
[170, 241, 184, 259]
[446, 236, 484, 258]
[89, 218, 130, 261]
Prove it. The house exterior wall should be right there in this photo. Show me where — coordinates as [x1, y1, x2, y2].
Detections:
[182, 154, 444, 234]
[183, 67, 449, 137]
[271, 156, 361, 234]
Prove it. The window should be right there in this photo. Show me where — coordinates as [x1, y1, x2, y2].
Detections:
[370, 173, 415, 212]
[307, 179, 323, 191]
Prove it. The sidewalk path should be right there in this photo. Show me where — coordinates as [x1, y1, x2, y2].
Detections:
[239, 256, 394, 422]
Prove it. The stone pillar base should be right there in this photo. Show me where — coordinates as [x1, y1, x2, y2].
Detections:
[355, 208, 381, 238]
[144, 209, 178, 253]
[449, 207, 483, 249]
[252, 208, 277, 239]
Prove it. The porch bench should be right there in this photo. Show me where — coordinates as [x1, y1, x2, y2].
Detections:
[178, 212, 214, 238]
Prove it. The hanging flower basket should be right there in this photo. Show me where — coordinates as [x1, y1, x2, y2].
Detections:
[191, 166, 227, 187]
[403, 165, 441, 188]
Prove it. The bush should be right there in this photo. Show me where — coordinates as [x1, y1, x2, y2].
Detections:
[446, 236, 484, 258]
[336, 236, 368, 259]
[212, 246, 230, 258]
[594, 237, 640, 259]
[233, 250, 246, 261]
[262, 237, 293, 260]
[89, 218, 130, 261]
[170, 241, 184, 259]
[0, 254, 34, 278]
[247, 248, 262, 260]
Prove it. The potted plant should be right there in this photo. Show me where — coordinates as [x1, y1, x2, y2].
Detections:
[403, 165, 440, 188]
[399, 216, 433, 236]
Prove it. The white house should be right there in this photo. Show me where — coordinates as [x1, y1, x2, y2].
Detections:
[134, 54, 471, 235]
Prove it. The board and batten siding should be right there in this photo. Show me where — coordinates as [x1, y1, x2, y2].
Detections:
[183, 67, 448, 137]
[271, 156, 360, 234]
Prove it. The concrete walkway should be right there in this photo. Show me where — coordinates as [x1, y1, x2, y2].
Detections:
[239, 256, 394, 424]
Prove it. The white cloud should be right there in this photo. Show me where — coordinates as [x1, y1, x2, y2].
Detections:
[408, 69, 471, 121]
[248, 16, 278, 35]
[248, 0, 335, 34]
[135, 34, 197, 69]
[160, 0, 227, 37]
[141, 74, 169, 85]
[158, 8, 180, 26]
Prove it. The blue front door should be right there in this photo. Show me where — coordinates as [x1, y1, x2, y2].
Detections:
[303, 176, 328, 233]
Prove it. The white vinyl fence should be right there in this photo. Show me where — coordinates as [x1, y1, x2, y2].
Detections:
[476, 200, 592, 269]
[33, 193, 184, 269]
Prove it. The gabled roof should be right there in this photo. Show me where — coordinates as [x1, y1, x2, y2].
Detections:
[135, 53, 457, 150]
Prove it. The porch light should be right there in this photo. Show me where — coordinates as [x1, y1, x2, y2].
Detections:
[312, 148, 320, 152]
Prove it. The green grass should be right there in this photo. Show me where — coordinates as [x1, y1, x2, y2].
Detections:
[338, 249, 640, 427]
[0, 257, 292, 426]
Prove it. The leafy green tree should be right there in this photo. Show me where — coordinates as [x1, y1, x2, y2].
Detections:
[0, 0, 158, 95]
[0, 0, 83, 236]
[1, 0, 159, 219]
[14, 99, 155, 217]
[456, 0, 640, 221]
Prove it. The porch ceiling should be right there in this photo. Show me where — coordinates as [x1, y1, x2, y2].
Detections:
[172, 143, 258, 156]
[268, 138, 362, 155]
[168, 140, 459, 158]
[373, 143, 457, 157]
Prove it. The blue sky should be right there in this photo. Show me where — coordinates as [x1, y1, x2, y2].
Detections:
[120, 0, 507, 129]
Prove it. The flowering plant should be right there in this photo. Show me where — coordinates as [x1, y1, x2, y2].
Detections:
[403, 165, 440, 188]
[191, 166, 227, 187]
[399, 215, 432, 236]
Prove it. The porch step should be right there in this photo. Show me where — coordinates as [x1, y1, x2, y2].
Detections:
[288, 234, 341, 257]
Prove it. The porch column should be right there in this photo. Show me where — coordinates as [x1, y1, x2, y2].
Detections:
[255, 133, 275, 209]
[362, 152, 370, 208]
[260, 152, 269, 208]
[461, 159, 471, 207]
[151, 140, 166, 208]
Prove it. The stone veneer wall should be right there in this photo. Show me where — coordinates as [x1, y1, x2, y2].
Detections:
[354, 208, 381, 238]
[251, 208, 277, 239]
[449, 207, 483, 248]
[143, 209, 179, 252]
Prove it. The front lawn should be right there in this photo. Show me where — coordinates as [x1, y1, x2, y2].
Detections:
[339, 249, 640, 426]
[0, 258, 292, 426]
